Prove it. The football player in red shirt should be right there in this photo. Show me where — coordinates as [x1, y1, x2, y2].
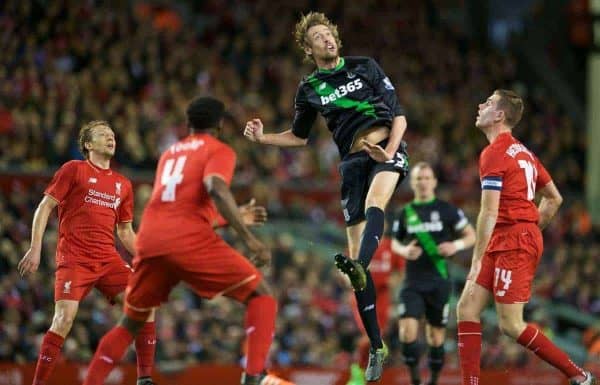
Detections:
[17, 121, 157, 385]
[83, 97, 294, 385]
[456, 90, 595, 385]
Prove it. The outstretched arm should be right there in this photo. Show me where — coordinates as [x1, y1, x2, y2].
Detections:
[244, 119, 308, 147]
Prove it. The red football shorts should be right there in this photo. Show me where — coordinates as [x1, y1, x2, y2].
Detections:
[54, 258, 132, 302]
[476, 222, 543, 304]
[125, 238, 262, 321]
[351, 286, 391, 332]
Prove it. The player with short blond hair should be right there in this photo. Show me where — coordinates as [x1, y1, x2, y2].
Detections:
[18, 121, 157, 385]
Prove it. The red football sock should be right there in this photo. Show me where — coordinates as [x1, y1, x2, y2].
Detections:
[357, 337, 370, 368]
[83, 326, 134, 385]
[458, 321, 482, 385]
[32, 331, 64, 385]
[517, 324, 584, 378]
[244, 295, 277, 376]
[135, 322, 156, 378]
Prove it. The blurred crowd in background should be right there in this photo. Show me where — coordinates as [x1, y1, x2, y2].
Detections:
[0, 0, 598, 373]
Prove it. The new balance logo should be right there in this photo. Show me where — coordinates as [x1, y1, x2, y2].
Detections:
[375, 236, 380, 244]
[88, 177, 97, 184]
[246, 326, 256, 335]
[362, 304, 375, 312]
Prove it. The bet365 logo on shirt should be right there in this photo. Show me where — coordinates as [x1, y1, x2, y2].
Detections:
[320, 79, 363, 105]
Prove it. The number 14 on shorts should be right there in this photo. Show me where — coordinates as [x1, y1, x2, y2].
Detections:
[494, 268, 512, 297]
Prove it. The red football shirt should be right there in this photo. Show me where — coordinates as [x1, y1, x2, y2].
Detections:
[368, 236, 404, 290]
[44, 160, 133, 265]
[479, 132, 552, 226]
[136, 133, 236, 258]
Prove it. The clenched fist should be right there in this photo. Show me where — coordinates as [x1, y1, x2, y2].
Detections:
[244, 119, 264, 143]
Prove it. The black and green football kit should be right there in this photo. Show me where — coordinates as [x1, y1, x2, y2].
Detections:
[292, 56, 409, 225]
[392, 198, 469, 327]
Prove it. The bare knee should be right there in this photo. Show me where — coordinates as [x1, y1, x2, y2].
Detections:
[364, 199, 385, 210]
[426, 326, 446, 347]
[364, 193, 390, 211]
[364, 171, 399, 209]
[456, 297, 475, 322]
[399, 318, 419, 343]
[457, 293, 486, 322]
[429, 334, 445, 347]
[456, 283, 490, 322]
[497, 313, 526, 339]
[49, 307, 78, 337]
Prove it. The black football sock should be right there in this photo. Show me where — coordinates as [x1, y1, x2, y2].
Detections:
[354, 271, 382, 349]
[402, 341, 421, 385]
[428, 344, 445, 385]
[357, 206, 385, 268]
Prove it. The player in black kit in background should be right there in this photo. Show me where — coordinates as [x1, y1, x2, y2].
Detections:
[391, 162, 475, 385]
[244, 12, 408, 382]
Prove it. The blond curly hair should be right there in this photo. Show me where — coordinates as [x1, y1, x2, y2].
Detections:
[294, 12, 342, 63]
